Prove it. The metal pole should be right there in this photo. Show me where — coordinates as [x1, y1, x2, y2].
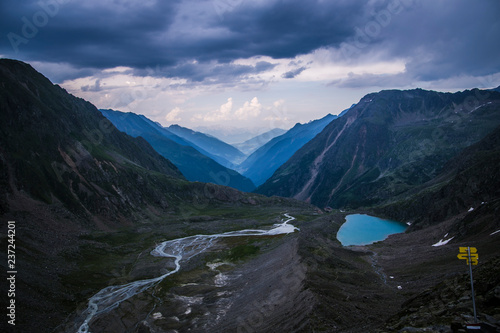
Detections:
[468, 247, 478, 323]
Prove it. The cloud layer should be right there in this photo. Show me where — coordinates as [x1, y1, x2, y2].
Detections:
[2, 0, 499, 84]
[2, 0, 499, 129]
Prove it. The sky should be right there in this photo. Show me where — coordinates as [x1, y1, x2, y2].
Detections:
[1, 0, 500, 139]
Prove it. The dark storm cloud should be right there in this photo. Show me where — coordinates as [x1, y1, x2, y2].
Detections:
[339, 0, 500, 83]
[1, 0, 500, 85]
[1, 0, 368, 80]
[384, 1, 500, 81]
[215, 0, 368, 59]
[164, 60, 277, 83]
[1, 0, 182, 68]
[282, 66, 307, 79]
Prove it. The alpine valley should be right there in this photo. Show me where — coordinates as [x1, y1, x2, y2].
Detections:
[1, 59, 500, 333]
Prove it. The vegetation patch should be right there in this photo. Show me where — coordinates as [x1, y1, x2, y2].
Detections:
[226, 243, 260, 261]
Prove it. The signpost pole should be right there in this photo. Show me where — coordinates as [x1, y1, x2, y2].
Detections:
[467, 247, 478, 324]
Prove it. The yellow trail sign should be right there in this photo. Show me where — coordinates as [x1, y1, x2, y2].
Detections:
[458, 247, 479, 323]
[458, 247, 478, 265]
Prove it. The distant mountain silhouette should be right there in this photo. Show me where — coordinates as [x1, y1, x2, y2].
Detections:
[234, 128, 287, 155]
[100, 109, 255, 192]
[238, 113, 339, 186]
[167, 124, 246, 167]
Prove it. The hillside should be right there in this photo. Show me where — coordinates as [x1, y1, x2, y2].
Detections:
[239, 113, 338, 186]
[257, 88, 500, 209]
[0, 59, 190, 331]
[376, 124, 500, 231]
[100, 109, 255, 192]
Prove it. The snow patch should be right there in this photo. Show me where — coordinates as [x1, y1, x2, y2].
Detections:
[432, 237, 454, 247]
[468, 207, 474, 212]
[490, 230, 500, 236]
[469, 103, 489, 113]
[152, 312, 164, 320]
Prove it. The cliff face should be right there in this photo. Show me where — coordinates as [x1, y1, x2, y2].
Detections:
[257, 88, 500, 211]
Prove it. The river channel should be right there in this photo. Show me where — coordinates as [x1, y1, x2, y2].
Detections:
[77, 214, 298, 332]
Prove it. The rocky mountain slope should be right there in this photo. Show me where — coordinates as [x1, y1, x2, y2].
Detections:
[257, 88, 500, 209]
[100, 109, 255, 192]
[0, 60, 186, 221]
[239, 113, 338, 186]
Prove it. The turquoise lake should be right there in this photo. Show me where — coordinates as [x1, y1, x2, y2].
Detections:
[337, 214, 407, 246]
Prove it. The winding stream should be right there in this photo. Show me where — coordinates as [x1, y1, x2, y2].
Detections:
[77, 214, 297, 333]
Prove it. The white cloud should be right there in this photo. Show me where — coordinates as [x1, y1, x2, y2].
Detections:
[235, 97, 262, 120]
[165, 107, 183, 122]
[194, 97, 234, 122]
[102, 66, 133, 74]
[263, 99, 291, 128]
[191, 97, 289, 126]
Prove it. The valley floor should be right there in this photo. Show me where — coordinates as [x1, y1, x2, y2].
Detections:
[4, 204, 500, 333]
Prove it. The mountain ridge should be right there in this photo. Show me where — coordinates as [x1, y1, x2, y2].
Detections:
[0, 59, 187, 220]
[167, 123, 246, 167]
[376, 123, 500, 231]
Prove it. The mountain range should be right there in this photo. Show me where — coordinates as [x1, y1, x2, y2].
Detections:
[100, 109, 256, 192]
[100, 108, 341, 190]
[257, 88, 500, 211]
